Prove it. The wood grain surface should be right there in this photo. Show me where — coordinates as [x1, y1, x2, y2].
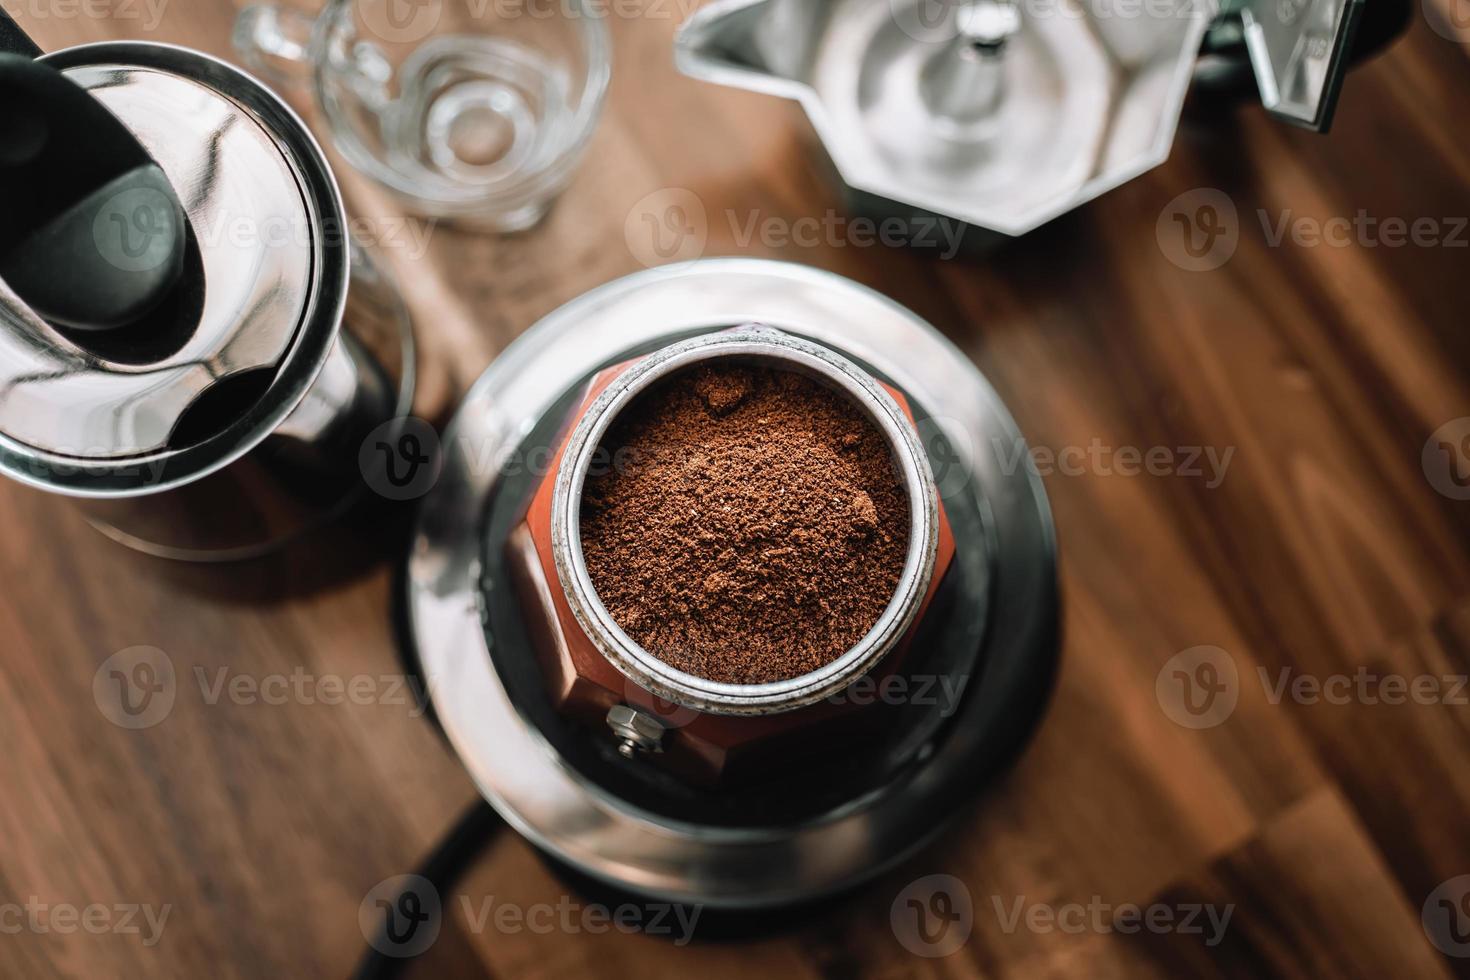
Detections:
[1, 1, 1468, 977]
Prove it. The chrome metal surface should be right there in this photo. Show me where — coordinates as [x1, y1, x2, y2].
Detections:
[406, 259, 1057, 907]
[1241, 0, 1363, 130]
[605, 705, 665, 759]
[957, 0, 1023, 47]
[549, 327, 941, 716]
[919, 1, 1019, 124]
[77, 247, 413, 562]
[0, 43, 347, 498]
[0, 43, 413, 561]
[676, 0, 1214, 236]
[0, 58, 313, 460]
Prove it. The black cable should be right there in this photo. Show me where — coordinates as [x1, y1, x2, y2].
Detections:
[352, 800, 504, 980]
[0, 5, 41, 58]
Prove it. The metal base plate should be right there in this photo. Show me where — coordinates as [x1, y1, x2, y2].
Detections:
[404, 259, 1058, 908]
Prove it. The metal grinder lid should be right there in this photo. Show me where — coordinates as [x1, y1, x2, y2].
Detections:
[0, 43, 348, 495]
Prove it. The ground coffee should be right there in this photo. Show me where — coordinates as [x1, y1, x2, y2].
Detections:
[579, 363, 910, 685]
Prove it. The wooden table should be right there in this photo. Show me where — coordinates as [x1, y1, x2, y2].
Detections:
[2, 1, 1468, 977]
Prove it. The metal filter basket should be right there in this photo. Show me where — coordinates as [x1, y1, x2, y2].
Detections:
[549, 327, 943, 716]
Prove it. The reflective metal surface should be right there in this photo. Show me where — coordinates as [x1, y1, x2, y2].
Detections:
[406, 259, 1058, 907]
[79, 256, 410, 561]
[0, 43, 413, 561]
[918, 1, 1020, 125]
[549, 327, 941, 716]
[0, 55, 314, 460]
[0, 43, 348, 496]
[1240, 0, 1363, 129]
[676, 0, 1214, 236]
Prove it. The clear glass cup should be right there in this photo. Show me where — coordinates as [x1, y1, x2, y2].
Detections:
[234, 0, 612, 232]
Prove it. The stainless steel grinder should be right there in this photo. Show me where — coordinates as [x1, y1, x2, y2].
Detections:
[0, 25, 414, 562]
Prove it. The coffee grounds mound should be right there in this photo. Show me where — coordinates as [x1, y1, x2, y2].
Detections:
[579, 363, 910, 685]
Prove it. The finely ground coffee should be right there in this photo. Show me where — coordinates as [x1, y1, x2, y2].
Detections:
[579, 363, 910, 685]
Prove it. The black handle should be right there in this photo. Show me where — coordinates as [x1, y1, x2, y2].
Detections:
[0, 5, 41, 58]
[0, 53, 188, 333]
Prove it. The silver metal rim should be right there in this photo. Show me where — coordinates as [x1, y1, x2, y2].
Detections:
[407, 258, 1055, 908]
[549, 327, 940, 715]
[1, 42, 350, 499]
